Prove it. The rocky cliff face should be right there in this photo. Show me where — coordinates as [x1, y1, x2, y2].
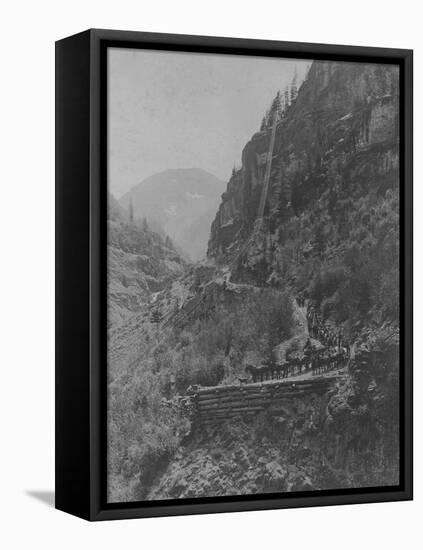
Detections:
[207, 61, 399, 278]
[149, 363, 399, 500]
[108, 193, 186, 327]
[150, 390, 336, 499]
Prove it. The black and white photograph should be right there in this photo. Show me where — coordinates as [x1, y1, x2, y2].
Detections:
[1, 0, 419, 544]
[107, 49, 402, 503]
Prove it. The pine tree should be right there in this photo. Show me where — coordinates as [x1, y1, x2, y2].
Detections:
[270, 91, 281, 122]
[142, 217, 148, 232]
[290, 69, 298, 103]
[284, 86, 290, 112]
[260, 116, 266, 131]
[276, 90, 283, 118]
[128, 198, 134, 224]
[165, 235, 173, 249]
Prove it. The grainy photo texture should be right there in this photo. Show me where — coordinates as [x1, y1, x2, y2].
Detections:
[107, 49, 400, 503]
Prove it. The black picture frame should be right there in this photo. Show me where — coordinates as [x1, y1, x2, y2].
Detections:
[55, 28, 413, 521]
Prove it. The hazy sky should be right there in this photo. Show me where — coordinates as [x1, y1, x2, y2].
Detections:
[108, 48, 311, 198]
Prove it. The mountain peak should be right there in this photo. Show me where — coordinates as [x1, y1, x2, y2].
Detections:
[119, 168, 225, 261]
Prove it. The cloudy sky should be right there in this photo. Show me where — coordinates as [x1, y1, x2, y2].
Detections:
[108, 48, 311, 198]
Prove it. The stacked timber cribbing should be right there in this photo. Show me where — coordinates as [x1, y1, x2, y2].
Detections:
[188, 374, 342, 425]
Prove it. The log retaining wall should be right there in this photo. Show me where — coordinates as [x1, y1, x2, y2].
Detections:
[187, 373, 344, 425]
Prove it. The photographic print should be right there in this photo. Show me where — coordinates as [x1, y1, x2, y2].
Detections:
[106, 48, 400, 504]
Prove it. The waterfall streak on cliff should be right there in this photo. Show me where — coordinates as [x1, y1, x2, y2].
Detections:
[257, 112, 278, 219]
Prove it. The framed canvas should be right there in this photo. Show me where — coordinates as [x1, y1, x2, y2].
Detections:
[55, 29, 413, 521]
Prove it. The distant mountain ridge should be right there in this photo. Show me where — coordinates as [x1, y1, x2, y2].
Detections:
[119, 168, 225, 261]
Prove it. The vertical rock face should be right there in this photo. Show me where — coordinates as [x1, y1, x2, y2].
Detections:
[207, 61, 399, 269]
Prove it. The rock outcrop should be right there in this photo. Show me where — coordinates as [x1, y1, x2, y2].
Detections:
[149, 363, 398, 500]
[207, 61, 399, 279]
[108, 193, 186, 327]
